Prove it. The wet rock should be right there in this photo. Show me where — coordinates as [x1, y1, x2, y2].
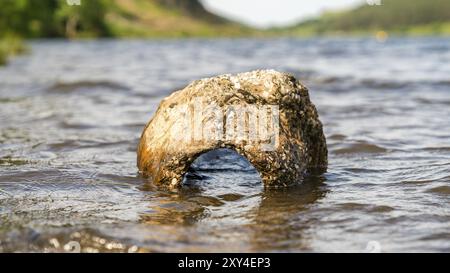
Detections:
[137, 70, 327, 188]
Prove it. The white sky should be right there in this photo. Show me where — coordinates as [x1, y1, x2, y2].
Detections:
[201, 0, 365, 28]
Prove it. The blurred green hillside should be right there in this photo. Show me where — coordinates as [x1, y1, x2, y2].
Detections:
[1, 0, 449, 40]
[285, 0, 450, 36]
[0, 0, 252, 39]
[1, 0, 450, 64]
[0, 0, 253, 64]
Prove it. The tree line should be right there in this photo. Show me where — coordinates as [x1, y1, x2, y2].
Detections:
[0, 0, 111, 38]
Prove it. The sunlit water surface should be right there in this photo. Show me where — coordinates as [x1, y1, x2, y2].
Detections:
[0, 38, 449, 252]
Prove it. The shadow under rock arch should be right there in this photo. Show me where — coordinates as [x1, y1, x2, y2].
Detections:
[139, 148, 263, 226]
[182, 147, 263, 187]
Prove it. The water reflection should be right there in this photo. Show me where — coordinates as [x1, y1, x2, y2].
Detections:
[249, 175, 328, 251]
[138, 148, 328, 252]
[140, 189, 209, 226]
[139, 149, 263, 226]
[2, 38, 450, 252]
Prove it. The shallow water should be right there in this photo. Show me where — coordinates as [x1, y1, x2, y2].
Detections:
[0, 38, 449, 252]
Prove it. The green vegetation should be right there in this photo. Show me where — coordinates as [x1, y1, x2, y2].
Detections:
[1, 0, 449, 64]
[104, 0, 254, 38]
[0, 0, 254, 64]
[0, 0, 111, 64]
[286, 0, 450, 36]
[0, 0, 252, 39]
[0, 0, 113, 38]
[0, 35, 27, 65]
[1, 0, 449, 40]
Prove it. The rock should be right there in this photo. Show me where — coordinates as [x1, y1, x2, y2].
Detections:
[137, 70, 327, 188]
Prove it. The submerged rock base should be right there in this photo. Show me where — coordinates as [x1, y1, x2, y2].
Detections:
[137, 70, 327, 188]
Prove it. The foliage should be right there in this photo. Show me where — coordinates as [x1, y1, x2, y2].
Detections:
[0, 35, 27, 65]
[0, 0, 251, 39]
[0, 0, 111, 38]
[290, 0, 450, 36]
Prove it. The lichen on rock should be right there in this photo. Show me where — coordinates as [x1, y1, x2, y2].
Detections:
[137, 70, 327, 188]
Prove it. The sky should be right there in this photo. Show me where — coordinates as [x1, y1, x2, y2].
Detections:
[201, 0, 365, 28]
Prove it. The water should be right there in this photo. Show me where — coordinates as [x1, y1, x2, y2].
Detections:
[0, 38, 449, 252]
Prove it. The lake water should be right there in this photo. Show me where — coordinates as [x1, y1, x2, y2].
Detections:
[0, 38, 449, 252]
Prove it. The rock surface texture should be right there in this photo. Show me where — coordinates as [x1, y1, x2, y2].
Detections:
[137, 70, 327, 188]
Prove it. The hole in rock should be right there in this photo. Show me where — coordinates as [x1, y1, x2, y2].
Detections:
[183, 148, 263, 196]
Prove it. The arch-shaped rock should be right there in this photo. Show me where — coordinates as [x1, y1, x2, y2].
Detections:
[137, 70, 327, 188]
